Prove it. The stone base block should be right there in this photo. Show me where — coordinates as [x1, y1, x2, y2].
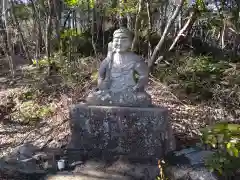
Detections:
[69, 103, 175, 159]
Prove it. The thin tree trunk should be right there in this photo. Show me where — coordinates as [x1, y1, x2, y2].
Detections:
[146, 0, 152, 59]
[31, 4, 37, 59]
[87, 0, 90, 25]
[30, 0, 44, 58]
[160, 1, 169, 35]
[3, 0, 14, 78]
[178, 10, 182, 30]
[102, 9, 105, 52]
[46, 0, 52, 74]
[131, 0, 144, 51]
[72, 10, 77, 53]
[53, 0, 61, 51]
[214, 0, 225, 49]
[148, 0, 184, 69]
[169, 9, 198, 51]
[221, 21, 226, 49]
[91, 1, 97, 57]
[10, 0, 31, 63]
[95, 2, 101, 51]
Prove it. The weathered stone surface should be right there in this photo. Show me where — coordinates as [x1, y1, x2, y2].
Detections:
[165, 148, 218, 180]
[46, 158, 159, 180]
[69, 103, 175, 159]
[165, 166, 218, 180]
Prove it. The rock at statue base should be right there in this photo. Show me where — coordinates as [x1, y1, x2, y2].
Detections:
[164, 147, 218, 180]
[68, 103, 175, 159]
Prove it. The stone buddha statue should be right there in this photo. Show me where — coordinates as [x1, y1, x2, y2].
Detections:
[86, 27, 152, 107]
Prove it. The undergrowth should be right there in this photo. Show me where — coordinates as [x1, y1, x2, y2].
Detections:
[153, 55, 240, 116]
[201, 123, 240, 178]
[0, 88, 56, 125]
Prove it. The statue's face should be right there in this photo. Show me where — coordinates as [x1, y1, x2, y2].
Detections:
[112, 31, 131, 52]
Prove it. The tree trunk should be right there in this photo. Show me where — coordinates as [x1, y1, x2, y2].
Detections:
[131, 0, 144, 51]
[46, 0, 52, 61]
[221, 21, 226, 49]
[148, 0, 184, 69]
[169, 9, 198, 51]
[146, 0, 152, 59]
[53, 0, 61, 51]
[30, 0, 44, 59]
[10, 0, 31, 63]
[214, 0, 225, 49]
[3, 0, 14, 78]
[91, 0, 97, 57]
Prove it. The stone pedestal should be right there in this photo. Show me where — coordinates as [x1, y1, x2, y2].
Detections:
[68, 103, 175, 159]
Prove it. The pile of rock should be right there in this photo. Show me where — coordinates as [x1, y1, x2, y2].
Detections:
[0, 143, 61, 179]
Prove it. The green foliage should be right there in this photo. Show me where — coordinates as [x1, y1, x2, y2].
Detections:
[3, 88, 56, 125]
[106, 0, 138, 16]
[64, 0, 95, 9]
[60, 29, 81, 39]
[91, 70, 98, 83]
[89, 0, 95, 9]
[201, 123, 240, 176]
[13, 4, 32, 20]
[11, 100, 55, 123]
[194, 0, 207, 11]
[32, 57, 51, 67]
[211, 63, 240, 112]
[222, 63, 240, 85]
[18, 89, 37, 101]
[37, 52, 97, 85]
[154, 55, 230, 100]
[60, 29, 93, 57]
[178, 56, 227, 75]
[64, 0, 79, 7]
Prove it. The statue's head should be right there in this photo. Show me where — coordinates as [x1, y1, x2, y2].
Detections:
[112, 28, 133, 52]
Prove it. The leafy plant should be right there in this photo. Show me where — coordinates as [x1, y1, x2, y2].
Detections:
[201, 123, 240, 177]
[156, 160, 168, 180]
[11, 100, 55, 124]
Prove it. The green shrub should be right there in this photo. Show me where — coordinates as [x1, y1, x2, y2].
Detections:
[153, 55, 230, 101]
[60, 29, 93, 57]
[11, 100, 55, 124]
[201, 123, 240, 177]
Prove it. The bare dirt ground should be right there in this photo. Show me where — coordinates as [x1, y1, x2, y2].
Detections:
[0, 56, 233, 159]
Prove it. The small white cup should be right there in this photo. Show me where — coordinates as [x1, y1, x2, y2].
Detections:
[57, 159, 65, 170]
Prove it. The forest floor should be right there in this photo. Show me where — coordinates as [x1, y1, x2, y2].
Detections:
[0, 55, 232, 158]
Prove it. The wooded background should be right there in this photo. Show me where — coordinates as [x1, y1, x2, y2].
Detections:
[0, 1, 240, 178]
